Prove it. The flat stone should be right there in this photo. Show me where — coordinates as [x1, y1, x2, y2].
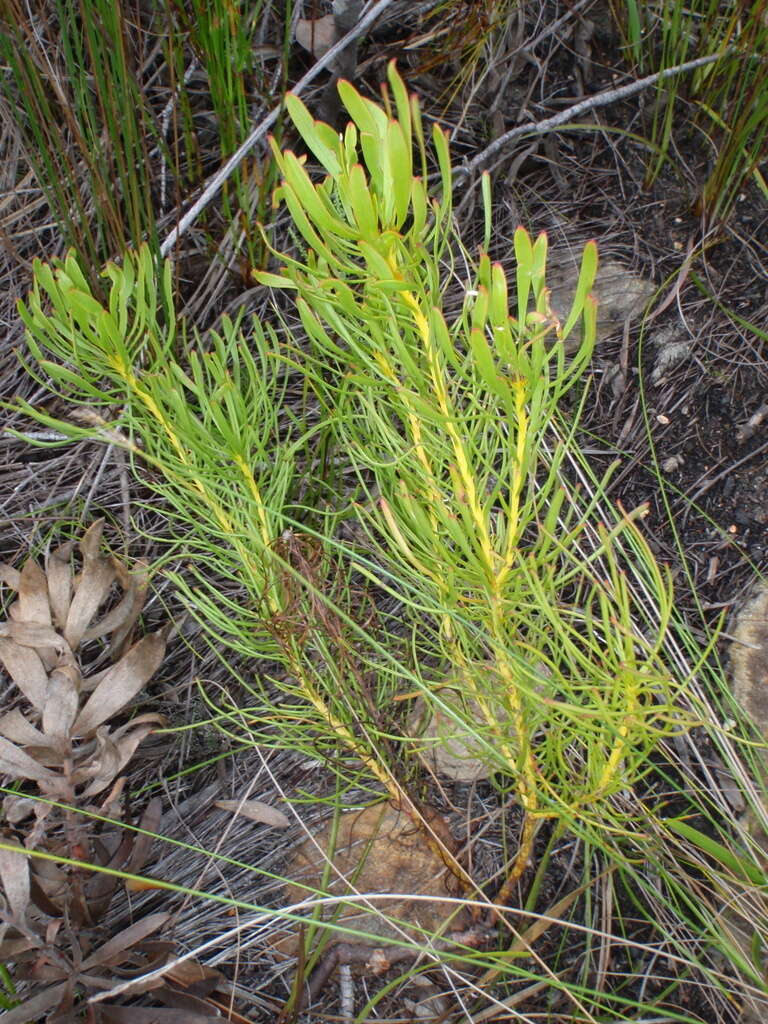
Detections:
[407, 688, 513, 783]
[280, 801, 468, 953]
[547, 257, 655, 349]
[730, 585, 768, 734]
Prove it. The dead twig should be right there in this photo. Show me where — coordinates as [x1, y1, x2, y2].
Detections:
[455, 51, 729, 181]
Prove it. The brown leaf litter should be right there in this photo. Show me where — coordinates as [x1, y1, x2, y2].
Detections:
[0, 522, 226, 1021]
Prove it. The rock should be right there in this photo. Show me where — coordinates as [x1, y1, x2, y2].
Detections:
[407, 687, 512, 783]
[650, 324, 693, 383]
[547, 256, 655, 349]
[724, 585, 768, 1021]
[280, 801, 469, 954]
[730, 585, 768, 735]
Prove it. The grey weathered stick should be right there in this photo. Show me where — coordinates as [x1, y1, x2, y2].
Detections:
[159, 0, 394, 257]
[455, 51, 728, 180]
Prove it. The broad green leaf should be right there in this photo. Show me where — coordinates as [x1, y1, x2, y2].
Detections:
[386, 61, 411, 149]
[285, 93, 342, 176]
[562, 239, 598, 339]
[470, 285, 489, 332]
[469, 327, 508, 402]
[346, 163, 378, 238]
[254, 271, 299, 290]
[281, 185, 338, 265]
[476, 252, 492, 291]
[297, 297, 345, 358]
[514, 227, 533, 323]
[410, 92, 427, 180]
[488, 317, 518, 373]
[343, 120, 358, 165]
[63, 289, 105, 322]
[430, 307, 462, 373]
[338, 79, 388, 140]
[531, 231, 549, 296]
[481, 172, 492, 253]
[489, 262, 509, 327]
[385, 120, 412, 226]
[410, 178, 427, 238]
[281, 151, 356, 239]
[60, 251, 91, 293]
[431, 124, 452, 210]
[39, 361, 108, 396]
[358, 239, 396, 282]
[370, 279, 416, 294]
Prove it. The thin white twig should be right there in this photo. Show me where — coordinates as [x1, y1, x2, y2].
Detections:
[455, 51, 729, 180]
[159, 0, 395, 257]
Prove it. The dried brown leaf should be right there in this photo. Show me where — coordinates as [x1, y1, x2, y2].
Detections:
[84, 559, 149, 651]
[0, 981, 67, 1024]
[80, 912, 170, 970]
[215, 798, 290, 828]
[17, 558, 51, 627]
[0, 840, 30, 920]
[0, 709, 47, 747]
[65, 546, 115, 651]
[112, 712, 165, 739]
[295, 13, 338, 57]
[0, 934, 39, 958]
[33, 776, 70, 803]
[25, 802, 53, 847]
[124, 876, 166, 893]
[146, 985, 221, 1016]
[31, 858, 67, 889]
[78, 723, 158, 798]
[0, 564, 21, 591]
[0, 736, 56, 781]
[127, 797, 162, 875]
[81, 664, 110, 693]
[42, 665, 80, 741]
[3, 794, 38, 825]
[0, 636, 48, 708]
[79, 518, 105, 560]
[72, 631, 167, 736]
[0, 620, 69, 654]
[103, 722, 161, 786]
[20, 745, 66, 768]
[80, 835, 132, 922]
[164, 958, 224, 991]
[95, 775, 127, 815]
[45, 540, 75, 630]
[73, 729, 121, 796]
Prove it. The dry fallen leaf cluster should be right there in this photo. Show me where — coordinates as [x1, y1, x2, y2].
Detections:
[0, 521, 166, 827]
[0, 522, 202, 1022]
